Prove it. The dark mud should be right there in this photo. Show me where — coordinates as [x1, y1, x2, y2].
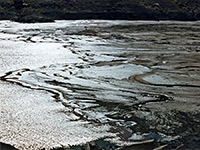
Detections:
[0, 142, 16, 150]
[0, 21, 200, 149]
[1, 0, 200, 22]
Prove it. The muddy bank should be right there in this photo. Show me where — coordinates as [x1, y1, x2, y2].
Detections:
[0, 0, 200, 22]
[0, 142, 16, 150]
[0, 20, 200, 149]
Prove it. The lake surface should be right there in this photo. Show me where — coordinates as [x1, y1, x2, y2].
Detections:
[0, 20, 200, 150]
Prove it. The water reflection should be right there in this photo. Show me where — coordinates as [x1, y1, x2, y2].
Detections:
[1, 20, 200, 149]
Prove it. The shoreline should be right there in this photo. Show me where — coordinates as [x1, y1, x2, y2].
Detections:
[0, 0, 200, 23]
[4, 12, 200, 23]
[0, 20, 200, 150]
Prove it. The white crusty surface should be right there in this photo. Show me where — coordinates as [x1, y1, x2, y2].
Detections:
[0, 81, 114, 150]
[0, 20, 116, 150]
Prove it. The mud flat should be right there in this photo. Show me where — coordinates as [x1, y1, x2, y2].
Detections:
[0, 21, 116, 150]
[0, 20, 200, 149]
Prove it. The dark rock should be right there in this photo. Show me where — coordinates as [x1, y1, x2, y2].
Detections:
[0, 142, 16, 150]
[12, 14, 54, 23]
[53, 139, 117, 150]
[144, 132, 163, 142]
[195, 13, 200, 20]
[167, 11, 196, 21]
[13, 0, 23, 9]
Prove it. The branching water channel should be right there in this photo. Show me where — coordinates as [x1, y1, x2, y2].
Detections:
[0, 20, 200, 149]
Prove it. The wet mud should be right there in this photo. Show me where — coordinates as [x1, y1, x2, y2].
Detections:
[0, 20, 200, 149]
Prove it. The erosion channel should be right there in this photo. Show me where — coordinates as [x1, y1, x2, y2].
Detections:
[0, 20, 200, 150]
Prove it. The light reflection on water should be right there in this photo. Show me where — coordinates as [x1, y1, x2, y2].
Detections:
[1, 20, 200, 149]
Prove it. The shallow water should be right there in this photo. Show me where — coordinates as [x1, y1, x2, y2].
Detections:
[0, 20, 200, 149]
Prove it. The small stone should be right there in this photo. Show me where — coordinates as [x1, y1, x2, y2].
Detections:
[156, 125, 163, 132]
